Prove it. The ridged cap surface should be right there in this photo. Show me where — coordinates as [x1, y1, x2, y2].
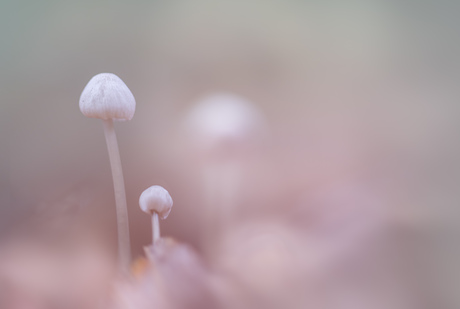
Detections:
[79, 73, 136, 121]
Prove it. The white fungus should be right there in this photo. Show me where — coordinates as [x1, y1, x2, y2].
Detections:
[139, 185, 173, 220]
[79, 73, 136, 121]
[79, 72, 136, 271]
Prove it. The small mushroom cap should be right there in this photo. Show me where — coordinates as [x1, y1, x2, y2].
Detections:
[79, 73, 136, 121]
[139, 186, 173, 219]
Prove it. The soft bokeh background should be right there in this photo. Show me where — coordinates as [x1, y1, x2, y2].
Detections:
[0, 0, 459, 308]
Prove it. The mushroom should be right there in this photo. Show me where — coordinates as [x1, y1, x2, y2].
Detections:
[139, 185, 173, 243]
[184, 93, 266, 257]
[79, 73, 135, 270]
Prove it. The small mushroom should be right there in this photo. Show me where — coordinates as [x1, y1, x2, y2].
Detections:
[139, 185, 173, 243]
[79, 73, 135, 270]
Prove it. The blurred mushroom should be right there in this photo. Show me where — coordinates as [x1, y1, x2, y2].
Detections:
[184, 93, 266, 257]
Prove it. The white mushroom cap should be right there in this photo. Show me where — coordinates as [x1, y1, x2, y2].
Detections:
[139, 186, 173, 219]
[184, 93, 266, 155]
[79, 73, 136, 121]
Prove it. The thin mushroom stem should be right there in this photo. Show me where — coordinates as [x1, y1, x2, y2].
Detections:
[152, 212, 160, 243]
[103, 119, 131, 270]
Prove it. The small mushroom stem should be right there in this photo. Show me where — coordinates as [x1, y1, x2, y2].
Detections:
[152, 212, 160, 243]
[102, 119, 131, 270]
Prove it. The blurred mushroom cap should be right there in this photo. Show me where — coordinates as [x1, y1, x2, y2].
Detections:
[185, 93, 266, 155]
